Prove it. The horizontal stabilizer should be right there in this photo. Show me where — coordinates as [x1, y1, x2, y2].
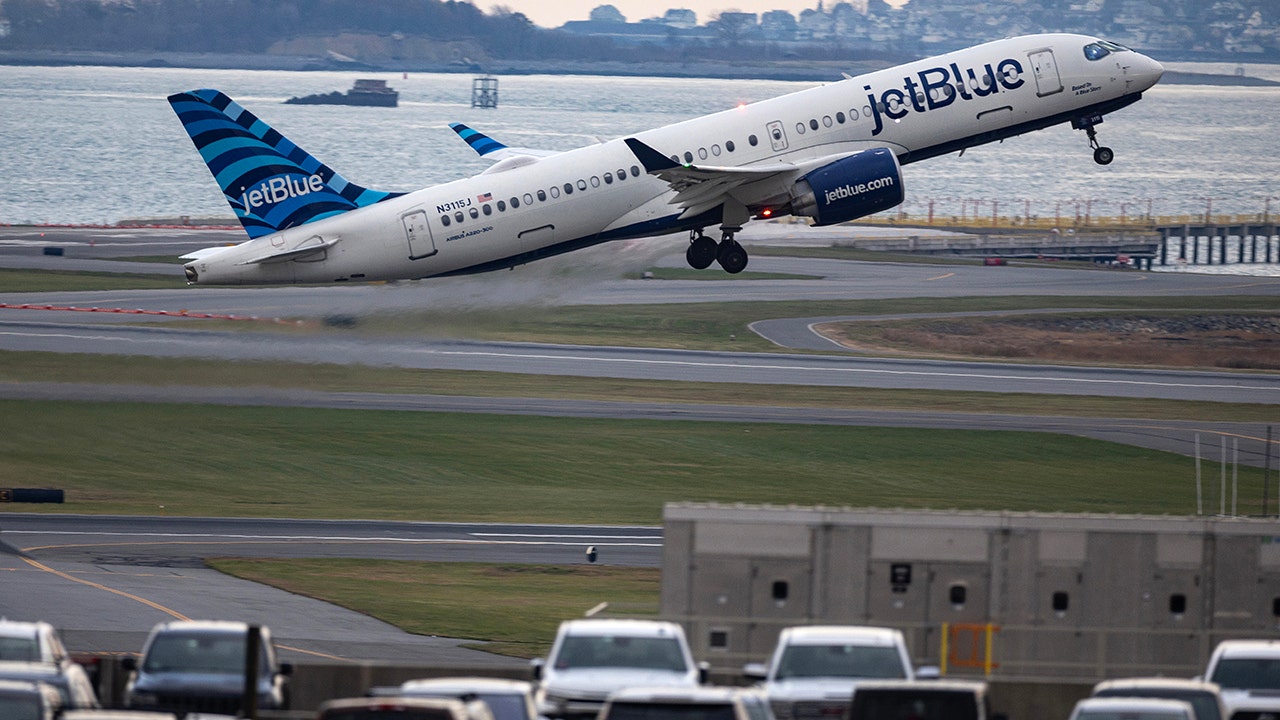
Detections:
[238, 236, 340, 265]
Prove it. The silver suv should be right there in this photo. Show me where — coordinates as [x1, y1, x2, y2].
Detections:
[123, 620, 291, 715]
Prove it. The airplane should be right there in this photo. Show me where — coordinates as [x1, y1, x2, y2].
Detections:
[170, 33, 1163, 285]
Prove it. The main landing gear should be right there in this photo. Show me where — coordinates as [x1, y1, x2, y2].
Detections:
[686, 229, 749, 274]
[1072, 114, 1114, 165]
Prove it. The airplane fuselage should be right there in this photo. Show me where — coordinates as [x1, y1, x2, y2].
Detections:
[179, 34, 1163, 285]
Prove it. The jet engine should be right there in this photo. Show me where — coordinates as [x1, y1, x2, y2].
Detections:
[789, 148, 905, 226]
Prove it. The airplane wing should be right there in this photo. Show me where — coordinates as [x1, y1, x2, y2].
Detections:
[624, 138, 799, 218]
[449, 123, 560, 161]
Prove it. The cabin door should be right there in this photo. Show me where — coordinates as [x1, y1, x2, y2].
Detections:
[1028, 49, 1063, 97]
[403, 210, 437, 260]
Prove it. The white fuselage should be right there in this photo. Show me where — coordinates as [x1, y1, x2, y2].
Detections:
[184, 34, 1163, 285]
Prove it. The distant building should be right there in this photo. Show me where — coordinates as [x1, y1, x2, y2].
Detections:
[760, 10, 798, 40]
[589, 4, 626, 23]
[661, 8, 698, 29]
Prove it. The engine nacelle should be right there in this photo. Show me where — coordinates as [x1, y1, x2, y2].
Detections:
[790, 148, 905, 226]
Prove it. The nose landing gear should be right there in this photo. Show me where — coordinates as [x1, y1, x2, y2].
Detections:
[1072, 113, 1114, 165]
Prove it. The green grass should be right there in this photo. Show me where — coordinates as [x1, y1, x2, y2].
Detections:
[0, 267, 183, 292]
[2, 399, 1261, 523]
[208, 559, 658, 657]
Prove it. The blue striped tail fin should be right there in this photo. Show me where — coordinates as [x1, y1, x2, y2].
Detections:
[167, 89, 401, 239]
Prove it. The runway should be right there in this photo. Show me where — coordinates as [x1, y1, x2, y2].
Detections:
[2, 226, 1279, 664]
[0, 514, 657, 663]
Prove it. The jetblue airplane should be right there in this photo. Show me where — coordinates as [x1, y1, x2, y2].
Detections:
[171, 33, 1163, 285]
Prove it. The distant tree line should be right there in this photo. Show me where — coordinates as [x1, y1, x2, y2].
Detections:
[0, 0, 911, 63]
[0, 0, 621, 59]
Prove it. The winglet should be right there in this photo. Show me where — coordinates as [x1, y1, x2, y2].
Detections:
[625, 138, 681, 173]
[450, 122, 509, 157]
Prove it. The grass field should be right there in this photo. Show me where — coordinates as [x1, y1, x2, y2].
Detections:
[3, 398, 1262, 522]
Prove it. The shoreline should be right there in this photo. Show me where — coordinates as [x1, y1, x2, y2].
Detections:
[2, 49, 1278, 85]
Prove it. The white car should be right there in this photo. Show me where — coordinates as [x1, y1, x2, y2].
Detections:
[396, 677, 539, 720]
[532, 619, 705, 720]
[0, 620, 98, 709]
[1091, 677, 1227, 720]
[597, 685, 775, 720]
[1203, 639, 1280, 720]
[1069, 697, 1196, 720]
[743, 625, 915, 720]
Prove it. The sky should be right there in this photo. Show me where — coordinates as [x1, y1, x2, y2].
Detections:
[493, 1, 905, 30]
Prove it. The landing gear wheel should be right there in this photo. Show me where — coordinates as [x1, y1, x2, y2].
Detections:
[716, 237, 748, 274]
[1093, 146, 1114, 165]
[686, 232, 717, 270]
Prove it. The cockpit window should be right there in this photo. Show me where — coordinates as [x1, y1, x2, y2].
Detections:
[1083, 40, 1131, 61]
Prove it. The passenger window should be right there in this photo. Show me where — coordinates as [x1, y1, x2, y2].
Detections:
[726, 140, 736, 152]
[669, 155, 679, 164]
[590, 176, 600, 188]
[469, 207, 479, 219]
[523, 193, 533, 205]
[454, 211, 464, 223]
[537, 189, 546, 201]
[617, 168, 627, 180]
[822, 116, 832, 127]
[836, 112, 845, 124]
[577, 179, 587, 190]
[604, 172, 613, 184]
[564, 183, 573, 195]
[497, 200, 506, 211]
[863, 105, 872, 118]
[698, 147, 707, 160]
[795, 122, 805, 134]
[550, 186, 560, 198]
[482, 204, 492, 215]
[510, 197, 520, 208]
[630, 165, 640, 177]
[711, 144, 721, 156]
[683, 151, 693, 163]
[748, 135, 758, 146]
[441, 215, 451, 226]
[810, 118, 819, 130]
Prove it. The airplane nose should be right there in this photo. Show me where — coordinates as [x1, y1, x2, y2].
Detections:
[1132, 53, 1165, 91]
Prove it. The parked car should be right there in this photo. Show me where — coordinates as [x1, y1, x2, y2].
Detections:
[0, 678, 63, 720]
[1091, 677, 1227, 720]
[1068, 697, 1197, 720]
[1203, 639, 1280, 720]
[0, 619, 98, 708]
[317, 696, 495, 720]
[392, 677, 539, 720]
[122, 620, 291, 715]
[743, 625, 916, 720]
[848, 680, 1001, 720]
[597, 685, 775, 720]
[532, 618, 706, 720]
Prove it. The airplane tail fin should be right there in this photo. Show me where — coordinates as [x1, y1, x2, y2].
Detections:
[167, 89, 402, 239]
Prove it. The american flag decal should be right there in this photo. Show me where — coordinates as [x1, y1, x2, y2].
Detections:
[477, 192, 493, 202]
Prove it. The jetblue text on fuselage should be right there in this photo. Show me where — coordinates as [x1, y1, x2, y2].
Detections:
[238, 174, 325, 214]
[823, 175, 896, 206]
[864, 57, 1025, 136]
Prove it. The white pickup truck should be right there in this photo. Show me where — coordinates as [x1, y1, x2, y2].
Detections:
[743, 625, 919, 720]
[1203, 639, 1280, 720]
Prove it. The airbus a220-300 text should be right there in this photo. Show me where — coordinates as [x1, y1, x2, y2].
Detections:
[171, 34, 1162, 285]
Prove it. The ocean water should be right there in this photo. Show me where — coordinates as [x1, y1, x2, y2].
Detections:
[1, 63, 1277, 274]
